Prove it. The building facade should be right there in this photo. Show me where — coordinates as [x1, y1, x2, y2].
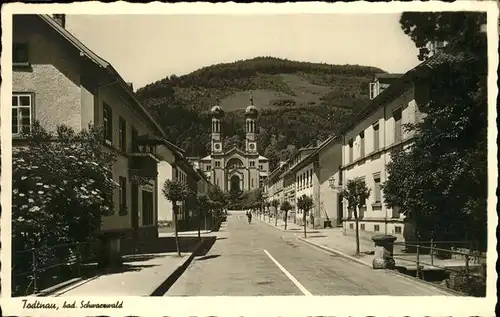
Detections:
[196, 100, 269, 193]
[11, 14, 205, 254]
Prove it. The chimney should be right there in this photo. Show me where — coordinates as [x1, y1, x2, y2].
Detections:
[52, 14, 66, 28]
[126, 82, 134, 91]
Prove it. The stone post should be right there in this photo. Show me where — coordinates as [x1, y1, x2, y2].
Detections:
[371, 234, 397, 269]
[98, 232, 123, 269]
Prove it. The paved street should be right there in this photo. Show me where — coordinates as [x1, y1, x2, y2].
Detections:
[165, 211, 452, 296]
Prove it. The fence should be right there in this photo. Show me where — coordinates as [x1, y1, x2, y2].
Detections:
[390, 240, 487, 296]
[13, 241, 99, 296]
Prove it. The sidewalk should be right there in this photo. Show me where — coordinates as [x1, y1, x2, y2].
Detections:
[51, 252, 193, 296]
[258, 216, 319, 233]
[263, 218, 471, 271]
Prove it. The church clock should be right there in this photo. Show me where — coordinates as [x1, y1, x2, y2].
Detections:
[248, 142, 256, 152]
[213, 142, 222, 152]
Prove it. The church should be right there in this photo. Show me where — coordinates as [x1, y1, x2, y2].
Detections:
[194, 97, 270, 193]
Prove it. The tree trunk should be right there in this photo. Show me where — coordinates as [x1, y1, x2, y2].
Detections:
[197, 211, 201, 239]
[173, 205, 181, 257]
[204, 213, 208, 231]
[303, 211, 307, 238]
[354, 209, 360, 256]
[284, 210, 288, 230]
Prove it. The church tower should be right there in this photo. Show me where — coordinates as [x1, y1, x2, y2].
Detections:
[244, 92, 258, 154]
[210, 104, 224, 155]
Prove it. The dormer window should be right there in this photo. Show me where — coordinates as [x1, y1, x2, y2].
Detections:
[369, 82, 379, 100]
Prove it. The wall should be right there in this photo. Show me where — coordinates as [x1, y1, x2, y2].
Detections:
[12, 16, 84, 134]
[318, 140, 343, 226]
[342, 85, 417, 235]
[157, 146, 176, 224]
[96, 84, 158, 233]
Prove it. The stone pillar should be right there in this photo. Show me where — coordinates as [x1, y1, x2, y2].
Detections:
[98, 232, 123, 269]
[371, 234, 397, 269]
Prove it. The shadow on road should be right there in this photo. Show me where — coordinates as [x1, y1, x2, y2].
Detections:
[216, 237, 228, 241]
[195, 254, 221, 261]
[307, 235, 329, 239]
[122, 254, 168, 263]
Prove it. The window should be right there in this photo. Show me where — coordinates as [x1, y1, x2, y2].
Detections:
[373, 123, 380, 151]
[338, 167, 343, 185]
[394, 108, 402, 143]
[259, 165, 263, 170]
[360, 224, 365, 231]
[119, 117, 126, 152]
[131, 127, 139, 152]
[250, 161, 255, 167]
[103, 103, 112, 144]
[13, 42, 29, 64]
[374, 176, 381, 203]
[348, 139, 354, 163]
[369, 82, 376, 99]
[119, 177, 127, 215]
[12, 93, 33, 135]
[395, 226, 402, 234]
[374, 224, 380, 232]
[359, 131, 365, 158]
[215, 161, 221, 167]
[349, 223, 354, 229]
[206, 165, 211, 171]
[251, 179, 254, 187]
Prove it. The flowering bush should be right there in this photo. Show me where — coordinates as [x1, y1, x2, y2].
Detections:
[13, 122, 118, 252]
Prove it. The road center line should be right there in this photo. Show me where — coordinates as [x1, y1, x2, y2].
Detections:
[263, 249, 312, 296]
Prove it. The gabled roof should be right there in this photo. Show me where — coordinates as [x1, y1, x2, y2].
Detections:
[224, 146, 247, 156]
[37, 15, 180, 155]
[258, 155, 269, 161]
[342, 51, 469, 137]
[201, 155, 212, 161]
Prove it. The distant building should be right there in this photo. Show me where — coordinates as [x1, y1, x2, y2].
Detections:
[193, 97, 269, 193]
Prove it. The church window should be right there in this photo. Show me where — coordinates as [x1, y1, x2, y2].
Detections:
[215, 161, 221, 167]
[259, 165, 263, 170]
[206, 165, 211, 171]
[250, 161, 255, 167]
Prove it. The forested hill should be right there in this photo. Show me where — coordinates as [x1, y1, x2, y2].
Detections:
[136, 57, 385, 170]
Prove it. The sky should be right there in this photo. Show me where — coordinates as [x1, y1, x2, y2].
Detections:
[66, 14, 421, 90]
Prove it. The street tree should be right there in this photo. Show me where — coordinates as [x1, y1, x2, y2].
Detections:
[271, 199, 280, 226]
[163, 179, 190, 256]
[197, 193, 211, 234]
[264, 201, 271, 220]
[341, 178, 371, 255]
[280, 201, 293, 230]
[383, 12, 487, 250]
[297, 195, 314, 238]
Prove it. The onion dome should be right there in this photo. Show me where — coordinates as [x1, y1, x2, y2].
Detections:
[210, 105, 225, 118]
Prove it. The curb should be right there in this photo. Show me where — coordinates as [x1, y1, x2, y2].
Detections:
[297, 237, 458, 296]
[149, 239, 204, 296]
[149, 218, 222, 296]
[259, 218, 320, 234]
[297, 237, 371, 268]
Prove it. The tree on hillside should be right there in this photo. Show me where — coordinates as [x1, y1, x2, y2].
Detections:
[383, 12, 487, 251]
[163, 180, 190, 256]
[280, 201, 293, 230]
[341, 178, 371, 256]
[297, 195, 314, 238]
[12, 122, 118, 295]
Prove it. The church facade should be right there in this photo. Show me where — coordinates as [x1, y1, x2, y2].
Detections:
[195, 101, 269, 193]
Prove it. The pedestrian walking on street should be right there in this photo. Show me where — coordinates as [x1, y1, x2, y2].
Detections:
[247, 210, 252, 224]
